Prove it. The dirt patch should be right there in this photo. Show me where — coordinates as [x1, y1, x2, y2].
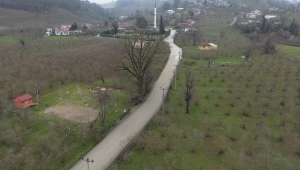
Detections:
[44, 105, 98, 123]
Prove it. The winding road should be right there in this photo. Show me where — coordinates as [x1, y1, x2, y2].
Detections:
[71, 30, 182, 170]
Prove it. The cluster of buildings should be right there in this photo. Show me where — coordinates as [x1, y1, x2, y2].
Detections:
[238, 9, 280, 27]
[45, 25, 80, 36]
[45, 23, 102, 36]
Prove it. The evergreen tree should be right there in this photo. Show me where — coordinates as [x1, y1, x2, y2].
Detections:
[111, 22, 119, 34]
[160, 15, 165, 34]
[288, 18, 299, 36]
[136, 16, 148, 29]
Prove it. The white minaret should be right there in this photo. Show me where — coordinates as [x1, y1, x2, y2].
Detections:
[154, 1, 157, 29]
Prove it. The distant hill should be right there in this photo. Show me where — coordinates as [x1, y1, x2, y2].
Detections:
[0, 0, 111, 31]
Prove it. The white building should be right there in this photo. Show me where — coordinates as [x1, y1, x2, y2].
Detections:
[165, 10, 175, 14]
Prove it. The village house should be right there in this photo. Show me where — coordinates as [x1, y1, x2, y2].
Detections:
[121, 22, 133, 28]
[132, 40, 146, 48]
[243, 13, 257, 19]
[185, 19, 195, 24]
[184, 25, 196, 33]
[199, 42, 218, 50]
[44, 28, 53, 36]
[269, 7, 279, 12]
[187, 0, 197, 4]
[216, 1, 230, 7]
[191, 8, 201, 15]
[14, 94, 33, 108]
[238, 21, 249, 26]
[165, 10, 175, 14]
[265, 15, 278, 20]
[55, 25, 71, 35]
[176, 8, 184, 11]
[251, 10, 262, 15]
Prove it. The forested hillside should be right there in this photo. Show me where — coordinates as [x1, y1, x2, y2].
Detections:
[0, 0, 109, 30]
[0, 0, 81, 13]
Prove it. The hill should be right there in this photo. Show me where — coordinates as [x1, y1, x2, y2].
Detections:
[0, 0, 109, 31]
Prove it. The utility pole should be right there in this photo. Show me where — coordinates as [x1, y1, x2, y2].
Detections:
[81, 157, 94, 170]
[160, 87, 167, 115]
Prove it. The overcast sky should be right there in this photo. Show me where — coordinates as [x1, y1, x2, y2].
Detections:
[88, 0, 114, 4]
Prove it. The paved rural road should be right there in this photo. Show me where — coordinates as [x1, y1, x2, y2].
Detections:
[71, 30, 181, 170]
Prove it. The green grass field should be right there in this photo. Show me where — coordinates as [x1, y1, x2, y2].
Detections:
[1, 79, 132, 170]
[113, 50, 300, 169]
[277, 44, 300, 56]
[111, 5, 300, 170]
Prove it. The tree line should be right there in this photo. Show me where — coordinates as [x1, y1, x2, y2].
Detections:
[0, 0, 103, 13]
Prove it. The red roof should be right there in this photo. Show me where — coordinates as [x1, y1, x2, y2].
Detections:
[15, 94, 32, 102]
[200, 42, 211, 47]
[185, 19, 195, 23]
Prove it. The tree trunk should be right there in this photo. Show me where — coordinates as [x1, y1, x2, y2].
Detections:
[186, 101, 189, 114]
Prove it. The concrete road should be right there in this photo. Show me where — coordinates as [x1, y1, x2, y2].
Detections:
[70, 30, 182, 170]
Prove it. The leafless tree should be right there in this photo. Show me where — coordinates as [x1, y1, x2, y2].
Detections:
[191, 29, 203, 46]
[116, 33, 163, 102]
[184, 69, 194, 114]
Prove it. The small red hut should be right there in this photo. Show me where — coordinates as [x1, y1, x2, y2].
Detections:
[14, 94, 33, 108]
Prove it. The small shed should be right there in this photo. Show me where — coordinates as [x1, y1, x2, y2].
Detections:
[199, 43, 218, 50]
[14, 94, 33, 108]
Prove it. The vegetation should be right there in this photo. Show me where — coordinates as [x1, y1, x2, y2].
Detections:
[0, 34, 169, 169]
[113, 43, 300, 170]
[116, 33, 166, 102]
[112, 1, 300, 169]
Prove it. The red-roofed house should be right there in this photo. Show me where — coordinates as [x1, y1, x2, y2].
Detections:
[14, 94, 33, 108]
[55, 25, 71, 36]
[132, 40, 146, 48]
[185, 19, 195, 24]
[199, 42, 218, 50]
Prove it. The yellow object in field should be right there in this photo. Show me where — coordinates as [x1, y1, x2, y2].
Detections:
[199, 42, 218, 50]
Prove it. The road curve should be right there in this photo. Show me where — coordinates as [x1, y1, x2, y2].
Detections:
[71, 30, 182, 170]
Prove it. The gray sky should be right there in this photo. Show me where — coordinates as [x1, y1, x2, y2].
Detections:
[88, 0, 114, 4]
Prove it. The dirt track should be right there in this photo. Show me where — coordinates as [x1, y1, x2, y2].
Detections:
[44, 105, 98, 123]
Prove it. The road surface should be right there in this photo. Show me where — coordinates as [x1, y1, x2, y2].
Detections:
[71, 30, 182, 170]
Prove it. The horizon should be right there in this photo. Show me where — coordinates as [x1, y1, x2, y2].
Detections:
[88, 0, 114, 4]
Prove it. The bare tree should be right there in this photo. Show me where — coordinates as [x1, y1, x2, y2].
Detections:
[116, 33, 163, 102]
[191, 29, 203, 46]
[184, 69, 194, 114]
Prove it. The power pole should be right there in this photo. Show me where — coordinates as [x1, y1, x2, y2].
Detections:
[81, 157, 94, 170]
[160, 87, 167, 115]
